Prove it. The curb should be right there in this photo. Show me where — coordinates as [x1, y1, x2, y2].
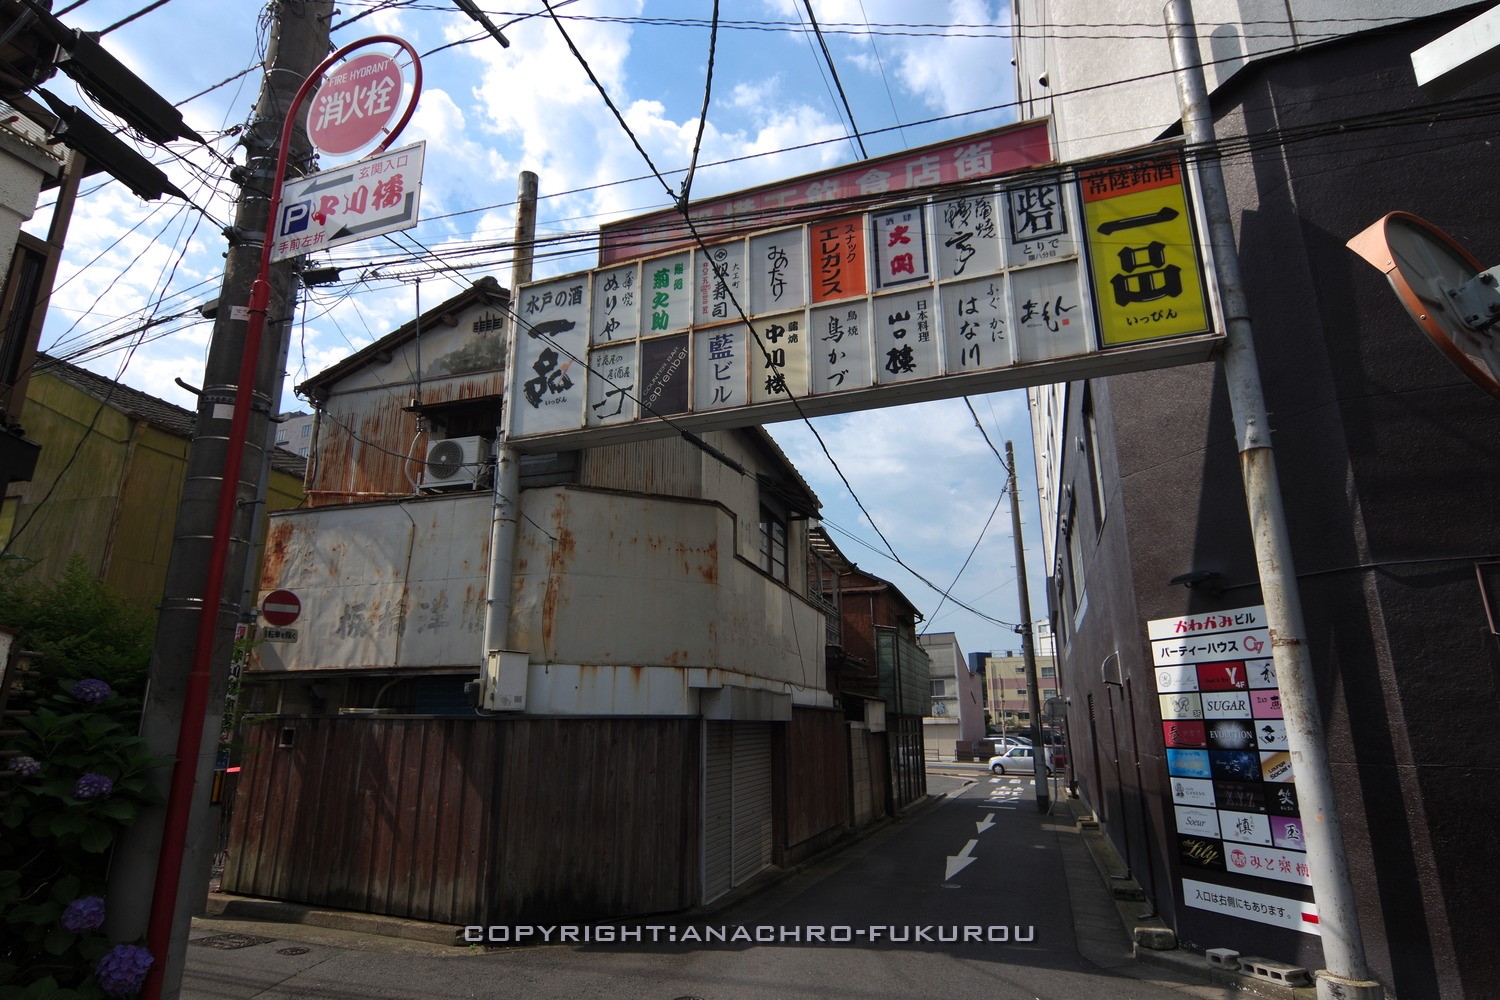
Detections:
[1062, 798, 1316, 1000]
[201, 894, 463, 947]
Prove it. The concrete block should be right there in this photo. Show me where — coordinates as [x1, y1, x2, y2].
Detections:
[1133, 926, 1177, 950]
[1239, 955, 1311, 987]
[1205, 947, 1240, 969]
[1315, 971, 1385, 1000]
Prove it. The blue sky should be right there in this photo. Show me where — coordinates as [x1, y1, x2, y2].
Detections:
[24, 0, 1051, 661]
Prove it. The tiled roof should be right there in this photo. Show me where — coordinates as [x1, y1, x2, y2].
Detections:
[32, 354, 307, 478]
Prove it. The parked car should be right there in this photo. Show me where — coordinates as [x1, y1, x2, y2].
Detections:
[988, 745, 1061, 776]
[987, 736, 1032, 751]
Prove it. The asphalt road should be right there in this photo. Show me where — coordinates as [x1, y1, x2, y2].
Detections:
[182, 772, 1230, 1000]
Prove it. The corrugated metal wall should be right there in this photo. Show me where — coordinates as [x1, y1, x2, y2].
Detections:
[225, 715, 699, 925]
[784, 709, 850, 849]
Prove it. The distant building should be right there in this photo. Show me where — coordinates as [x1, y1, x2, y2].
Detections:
[272, 411, 314, 459]
[918, 631, 983, 758]
[981, 623, 1057, 733]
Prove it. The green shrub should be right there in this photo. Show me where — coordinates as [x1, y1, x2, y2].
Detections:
[1, 560, 165, 997]
[0, 555, 153, 698]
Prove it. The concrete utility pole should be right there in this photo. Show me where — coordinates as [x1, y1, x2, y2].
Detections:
[106, 4, 335, 998]
[1006, 440, 1047, 812]
[1163, 3, 1381, 997]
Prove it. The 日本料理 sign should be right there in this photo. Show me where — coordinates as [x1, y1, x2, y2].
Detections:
[506, 136, 1221, 452]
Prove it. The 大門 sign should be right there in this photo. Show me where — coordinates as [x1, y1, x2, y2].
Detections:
[505, 134, 1222, 451]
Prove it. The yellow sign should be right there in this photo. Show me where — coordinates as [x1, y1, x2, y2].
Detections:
[1080, 156, 1211, 347]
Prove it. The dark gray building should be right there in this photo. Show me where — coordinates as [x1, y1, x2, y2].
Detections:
[1016, 3, 1500, 997]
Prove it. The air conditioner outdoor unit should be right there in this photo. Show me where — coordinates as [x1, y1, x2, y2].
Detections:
[422, 435, 492, 490]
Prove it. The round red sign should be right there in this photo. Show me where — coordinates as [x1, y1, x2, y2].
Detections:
[261, 589, 301, 627]
[307, 53, 404, 157]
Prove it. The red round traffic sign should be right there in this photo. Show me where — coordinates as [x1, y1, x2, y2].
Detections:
[307, 52, 404, 157]
[261, 589, 301, 627]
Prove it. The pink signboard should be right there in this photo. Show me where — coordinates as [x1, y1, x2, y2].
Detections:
[599, 119, 1054, 266]
[309, 53, 404, 157]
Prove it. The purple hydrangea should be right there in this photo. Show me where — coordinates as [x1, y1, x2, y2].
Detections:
[71, 678, 115, 704]
[12, 755, 40, 778]
[61, 895, 107, 933]
[95, 943, 153, 998]
[73, 773, 114, 800]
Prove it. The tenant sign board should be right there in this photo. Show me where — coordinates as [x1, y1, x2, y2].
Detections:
[1146, 605, 1320, 939]
[506, 138, 1222, 452]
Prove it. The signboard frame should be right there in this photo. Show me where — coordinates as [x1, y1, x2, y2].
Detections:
[504, 141, 1224, 454]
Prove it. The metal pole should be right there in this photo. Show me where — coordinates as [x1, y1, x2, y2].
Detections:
[1006, 440, 1047, 812]
[1164, 3, 1378, 994]
[482, 171, 538, 666]
[106, 8, 332, 999]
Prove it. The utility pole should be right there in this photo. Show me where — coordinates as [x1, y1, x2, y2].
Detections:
[1164, 3, 1380, 997]
[1006, 440, 1047, 813]
[106, 4, 334, 998]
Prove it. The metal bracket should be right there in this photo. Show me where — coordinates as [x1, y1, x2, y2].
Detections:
[1449, 267, 1500, 330]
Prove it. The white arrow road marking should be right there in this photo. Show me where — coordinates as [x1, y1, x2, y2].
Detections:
[976, 813, 996, 835]
[945, 839, 979, 881]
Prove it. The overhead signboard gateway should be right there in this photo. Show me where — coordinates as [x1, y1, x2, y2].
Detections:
[506, 142, 1221, 451]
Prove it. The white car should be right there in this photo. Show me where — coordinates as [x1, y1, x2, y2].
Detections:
[988, 745, 1060, 776]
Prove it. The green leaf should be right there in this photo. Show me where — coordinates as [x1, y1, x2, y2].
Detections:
[49, 875, 81, 904]
[41, 924, 74, 957]
[50, 812, 88, 837]
[93, 799, 136, 823]
[78, 823, 113, 854]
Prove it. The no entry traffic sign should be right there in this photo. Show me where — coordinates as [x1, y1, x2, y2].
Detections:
[261, 589, 302, 627]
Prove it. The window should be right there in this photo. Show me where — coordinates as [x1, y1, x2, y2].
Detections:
[758, 504, 787, 583]
[300, 424, 311, 438]
[1041, 666, 1055, 678]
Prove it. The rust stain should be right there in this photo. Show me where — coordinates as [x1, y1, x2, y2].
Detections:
[702, 538, 718, 583]
[262, 525, 292, 584]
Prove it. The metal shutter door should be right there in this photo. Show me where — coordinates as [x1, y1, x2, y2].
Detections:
[731, 723, 774, 885]
[702, 722, 734, 903]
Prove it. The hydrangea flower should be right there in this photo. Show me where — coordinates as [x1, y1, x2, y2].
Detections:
[11, 755, 40, 778]
[95, 943, 153, 998]
[61, 895, 107, 933]
[71, 678, 115, 704]
[74, 773, 114, 800]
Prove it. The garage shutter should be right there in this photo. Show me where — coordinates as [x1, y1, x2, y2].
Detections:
[731, 724, 774, 885]
[703, 723, 734, 903]
[702, 721, 775, 902]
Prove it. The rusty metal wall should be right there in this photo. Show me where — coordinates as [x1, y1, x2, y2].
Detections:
[223, 716, 495, 924]
[257, 494, 491, 670]
[578, 435, 703, 497]
[490, 716, 699, 922]
[784, 708, 850, 849]
[224, 715, 700, 925]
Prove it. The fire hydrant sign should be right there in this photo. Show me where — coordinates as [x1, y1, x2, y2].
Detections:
[1145, 605, 1320, 937]
[308, 52, 404, 157]
[272, 142, 424, 262]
